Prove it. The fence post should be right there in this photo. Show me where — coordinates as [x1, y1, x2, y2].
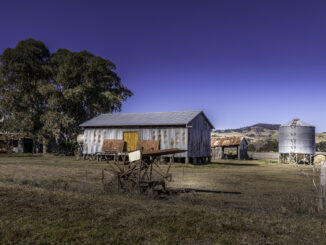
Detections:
[319, 160, 326, 210]
[84, 164, 88, 191]
[181, 164, 184, 192]
[11, 162, 19, 182]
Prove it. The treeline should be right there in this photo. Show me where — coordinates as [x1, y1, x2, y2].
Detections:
[0, 39, 132, 153]
[249, 140, 326, 152]
[248, 140, 278, 152]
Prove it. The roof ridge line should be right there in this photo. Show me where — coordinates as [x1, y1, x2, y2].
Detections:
[101, 110, 202, 116]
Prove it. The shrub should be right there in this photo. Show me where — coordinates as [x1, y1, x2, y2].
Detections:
[258, 140, 278, 152]
[316, 141, 326, 152]
[247, 144, 256, 151]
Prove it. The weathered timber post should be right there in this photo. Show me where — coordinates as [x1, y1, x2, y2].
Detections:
[181, 164, 185, 191]
[237, 146, 240, 160]
[310, 154, 312, 164]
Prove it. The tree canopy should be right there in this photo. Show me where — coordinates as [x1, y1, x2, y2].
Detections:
[316, 141, 326, 152]
[0, 39, 132, 152]
[258, 140, 279, 152]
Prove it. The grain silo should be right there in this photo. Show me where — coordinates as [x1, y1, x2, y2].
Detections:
[279, 118, 315, 163]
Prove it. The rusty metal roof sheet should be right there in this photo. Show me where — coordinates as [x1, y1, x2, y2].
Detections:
[80, 111, 214, 128]
[102, 139, 124, 153]
[211, 137, 244, 147]
[137, 140, 159, 153]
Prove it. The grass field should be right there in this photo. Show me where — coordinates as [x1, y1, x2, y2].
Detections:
[0, 154, 325, 244]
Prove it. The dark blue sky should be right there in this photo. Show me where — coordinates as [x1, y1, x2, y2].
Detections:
[1, 0, 326, 131]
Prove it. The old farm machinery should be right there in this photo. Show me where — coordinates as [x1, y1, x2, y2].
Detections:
[101, 139, 186, 194]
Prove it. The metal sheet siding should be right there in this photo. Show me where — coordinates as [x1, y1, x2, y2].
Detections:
[188, 114, 212, 157]
[211, 147, 223, 159]
[83, 127, 188, 157]
[279, 125, 315, 154]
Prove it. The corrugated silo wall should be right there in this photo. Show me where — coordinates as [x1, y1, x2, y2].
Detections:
[279, 126, 315, 154]
[187, 114, 212, 158]
[83, 127, 188, 157]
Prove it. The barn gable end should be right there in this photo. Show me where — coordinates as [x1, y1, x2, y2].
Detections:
[187, 112, 214, 158]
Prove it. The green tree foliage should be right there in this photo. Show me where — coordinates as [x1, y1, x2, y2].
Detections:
[316, 141, 326, 152]
[258, 140, 279, 152]
[247, 144, 256, 151]
[50, 49, 132, 141]
[0, 39, 132, 152]
[0, 39, 52, 149]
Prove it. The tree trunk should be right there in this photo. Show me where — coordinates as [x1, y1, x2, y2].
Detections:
[43, 140, 48, 154]
[32, 138, 36, 154]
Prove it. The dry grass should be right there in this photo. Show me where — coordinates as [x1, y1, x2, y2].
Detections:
[0, 154, 325, 244]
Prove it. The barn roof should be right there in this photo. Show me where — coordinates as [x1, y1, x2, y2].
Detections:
[80, 110, 214, 128]
[211, 137, 246, 147]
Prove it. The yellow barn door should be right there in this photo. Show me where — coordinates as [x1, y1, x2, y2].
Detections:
[123, 131, 138, 151]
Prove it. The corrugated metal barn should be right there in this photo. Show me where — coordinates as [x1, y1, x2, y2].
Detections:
[80, 111, 214, 163]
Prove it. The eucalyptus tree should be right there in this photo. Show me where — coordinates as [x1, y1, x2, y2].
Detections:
[0, 39, 132, 153]
[0, 39, 53, 151]
[50, 49, 132, 143]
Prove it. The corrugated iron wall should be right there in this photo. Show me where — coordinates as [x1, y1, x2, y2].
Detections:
[211, 147, 223, 159]
[279, 125, 315, 154]
[83, 127, 188, 157]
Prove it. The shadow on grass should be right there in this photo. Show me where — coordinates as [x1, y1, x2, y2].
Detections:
[0, 153, 44, 158]
[174, 188, 241, 195]
[213, 162, 260, 167]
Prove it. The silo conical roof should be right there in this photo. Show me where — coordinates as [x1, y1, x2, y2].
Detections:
[281, 118, 314, 127]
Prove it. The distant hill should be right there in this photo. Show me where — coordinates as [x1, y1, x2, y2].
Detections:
[217, 124, 280, 133]
[212, 123, 326, 144]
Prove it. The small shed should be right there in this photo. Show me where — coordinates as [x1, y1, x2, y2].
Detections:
[0, 134, 33, 153]
[211, 137, 248, 160]
[80, 110, 214, 164]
